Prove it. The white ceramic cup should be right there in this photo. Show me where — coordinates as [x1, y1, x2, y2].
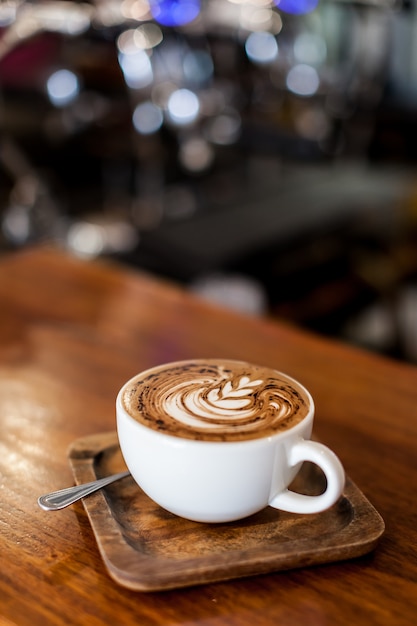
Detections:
[116, 360, 345, 523]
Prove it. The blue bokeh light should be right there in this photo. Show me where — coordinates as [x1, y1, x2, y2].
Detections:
[149, 0, 201, 27]
[274, 0, 319, 15]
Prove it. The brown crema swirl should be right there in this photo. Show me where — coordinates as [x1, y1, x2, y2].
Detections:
[121, 360, 310, 442]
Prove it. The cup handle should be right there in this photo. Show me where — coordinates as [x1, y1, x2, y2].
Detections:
[269, 439, 345, 514]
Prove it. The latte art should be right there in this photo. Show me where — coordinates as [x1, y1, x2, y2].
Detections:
[164, 375, 294, 431]
[122, 360, 310, 441]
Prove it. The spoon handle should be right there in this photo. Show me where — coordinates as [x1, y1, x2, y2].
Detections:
[38, 471, 130, 511]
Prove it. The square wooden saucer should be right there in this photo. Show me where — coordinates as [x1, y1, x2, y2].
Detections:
[68, 432, 385, 591]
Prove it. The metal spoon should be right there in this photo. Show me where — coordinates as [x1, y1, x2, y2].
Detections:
[37, 471, 130, 511]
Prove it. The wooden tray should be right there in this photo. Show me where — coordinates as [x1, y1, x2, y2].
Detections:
[68, 432, 385, 592]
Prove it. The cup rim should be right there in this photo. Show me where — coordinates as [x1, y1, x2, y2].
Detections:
[116, 359, 315, 446]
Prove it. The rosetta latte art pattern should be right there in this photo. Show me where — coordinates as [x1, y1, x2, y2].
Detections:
[122, 360, 309, 441]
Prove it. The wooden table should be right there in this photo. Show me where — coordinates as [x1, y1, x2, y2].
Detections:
[0, 246, 416, 625]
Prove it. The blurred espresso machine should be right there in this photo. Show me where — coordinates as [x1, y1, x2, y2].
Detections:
[1, 0, 417, 360]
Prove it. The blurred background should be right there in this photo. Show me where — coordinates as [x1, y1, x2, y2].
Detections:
[1, 0, 417, 362]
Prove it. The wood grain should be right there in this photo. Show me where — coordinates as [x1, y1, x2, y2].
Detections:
[1, 246, 417, 625]
[67, 432, 384, 591]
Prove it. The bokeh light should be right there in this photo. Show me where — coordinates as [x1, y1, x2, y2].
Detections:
[179, 137, 214, 173]
[133, 23, 164, 49]
[133, 101, 164, 134]
[294, 32, 327, 66]
[274, 0, 319, 15]
[204, 110, 241, 145]
[46, 69, 80, 107]
[183, 50, 214, 86]
[121, 0, 152, 21]
[167, 88, 200, 125]
[286, 64, 320, 96]
[118, 49, 153, 89]
[149, 0, 201, 26]
[245, 31, 278, 65]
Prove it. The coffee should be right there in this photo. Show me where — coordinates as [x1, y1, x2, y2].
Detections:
[121, 359, 310, 442]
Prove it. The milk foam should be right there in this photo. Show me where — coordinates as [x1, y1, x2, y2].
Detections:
[122, 360, 309, 441]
